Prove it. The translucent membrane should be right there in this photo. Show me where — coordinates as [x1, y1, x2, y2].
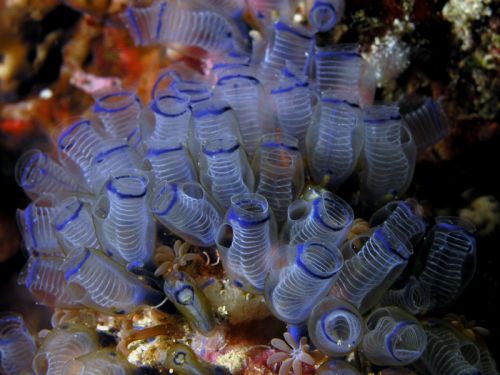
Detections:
[95, 173, 155, 265]
[163, 272, 215, 335]
[189, 99, 241, 158]
[421, 320, 482, 375]
[216, 193, 277, 293]
[271, 69, 314, 152]
[119, 1, 165, 45]
[330, 229, 411, 313]
[62, 249, 164, 314]
[57, 118, 104, 188]
[62, 349, 132, 375]
[315, 44, 363, 103]
[399, 96, 450, 153]
[165, 343, 228, 375]
[145, 139, 197, 187]
[478, 344, 500, 375]
[258, 21, 313, 83]
[199, 135, 254, 210]
[89, 139, 142, 193]
[150, 182, 222, 247]
[380, 277, 431, 315]
[282, 190, 354, 246]
[308, 297, 363, 356]
[361, 104, 416, 206]
[309, 0, 345, 32]
[171, 80, 213, 104]
[16, 195, 61, 257]
[306, 93, 363, 190]
[195, 0, 246, 18]
[215, 68, 266, 157]
[93, 90, 142, 139]
[265, 241, 343, 323]
[150, 90, 191, 143]
[362, 307, 427, 366]
[418, 217, 477, 310]
[316, 359, 361, 375]
[33, 324, 99, 375]
[54, 197, 100, 257]
[15, 149, 82, 199]
[253, 133, 304, 223]
[247, 0, 286, 19]
[18, 255, 80, 308]
[0, 313, 36, 375]
[370, 200, 426, 247]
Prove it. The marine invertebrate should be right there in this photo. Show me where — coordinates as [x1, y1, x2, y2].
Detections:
[154, 240, 198, 277]
[266, 332, 315, 375]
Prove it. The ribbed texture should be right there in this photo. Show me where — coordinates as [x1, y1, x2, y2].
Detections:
[362, 307, 427, 366]
[150, 91, 191, 143]
[62, 350, 132, 375]
[0, 314, 36, 375]
[119, 1, 165, 45]
[309, 0, 345, 32]
[151, 182, 222, 247]
[380, 277, 431, 315]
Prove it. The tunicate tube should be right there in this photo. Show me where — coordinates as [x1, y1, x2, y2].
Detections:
[62, 349, 133, 375]
[15, 149, 82, 199]
[93, 173, 155, 265]
[308, 0, 345, 32]
[165, 343, 229, 375]
[54, 196, 100, 257]
[150, 182, 222, 247]
[330, 228, 412, 313]
[265, 240, 343, 323]
[306, 93, 363, 190]
[361, 306, 427, 366]
[307, 296, 363, 356]
[199, 135, 255, 210]
[119, 1, 165, 46]
[149, 90, 191, 143]
[282, 190, 354, 246]
[61, 248, 165, 315]
[379, 276, 431, 315]
[216, 193, 278, 293]
[417, 217, 476, 310]
[253, 132, 304, 224]
[361, 104, 416, 207]
[0, 313, 36, 375]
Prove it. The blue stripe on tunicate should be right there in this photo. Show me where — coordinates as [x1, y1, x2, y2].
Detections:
[310, 1, 337, 31]
[322, 97, 360, 108]
[127, 7, 143, 45]
[25, 204, 37, 249]
[154, 184, 178, 216]
[227, 207, 270, 227]
[364, 115, 402, 123]
[93, 92, 141, 113]
[57, 120, 91, 150]
[25, 257, 39, 289]
[312, 197, 344, 231]
[94, 144, 128, 163]
[320, 307, 353, 343]
[155, 2, 167, 39]
[296, 242, 338, 279]
[216, 74, 259, 86]
[202, 143, 239, 156]
[151, 94, 188, 117]
[373, 229, 408, 260]
[275, 21, 312, 40]
[260, 141, 299, 151]
[386, 321, 414, 361]
[146, 145, 183, 156]
[106, 175, 147, 199]
[192, 105, 231, 118]
[21, 152, 47, 189]
[64, 248, 92, 280]
[55, 202, 84, 231]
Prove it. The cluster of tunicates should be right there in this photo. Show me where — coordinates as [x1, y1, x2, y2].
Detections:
[2, 0, 497, 374]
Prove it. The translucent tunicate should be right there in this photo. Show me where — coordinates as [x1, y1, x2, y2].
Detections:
[216, 193, 278, 293]
[199, 135, 254, 210]
[62, 349, 133, 375]
[163, 271, 215, 335]
[306, 93, 363, 190]
[0, 313, 37, 375]
[149, 90, 191, 143]
[93, 173, 155, 266]
[361, 104, 416, 207]
[307, 296, 363, 356]
[165, 343, 229, 375]
[308, 0, 345, 32]
[150, 182, 222, 247]
[54, 197, 100, 257]
[62, 249, 165, 314]
[281, 190, 354, 246]
[379, 276, 431, 315]
[362, 306, 427, 366]
[253, 133, 304, 224]
[265, 240, 343, 323]
[417, 217, 477, 310]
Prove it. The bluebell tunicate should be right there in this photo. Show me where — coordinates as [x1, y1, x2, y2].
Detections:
[0, 313, 36, 375]
[308, 0, 345, 32]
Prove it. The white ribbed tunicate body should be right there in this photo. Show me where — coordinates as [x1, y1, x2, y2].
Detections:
[0, 314, 36, 375]
[379, 277, 431, 315]
[258, 21, 313, 83]
[150, 91, 191, 143]
[57, 119, 104, 188]
[330, 229, 410, 313]
[315, 44, 363, 102]
[19, 256, 80, 308]
[145, 140, 197, 188]
[100, 175, 154, 265]
[216, 73, 264, 157]
[55, 197, 100, 256]
[361, 105, 415, 206]
[307, 97, 362, 189]
[151, 183, 222, 247]
[62, 350, 131, 375]
[308, 0, 345, 32]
